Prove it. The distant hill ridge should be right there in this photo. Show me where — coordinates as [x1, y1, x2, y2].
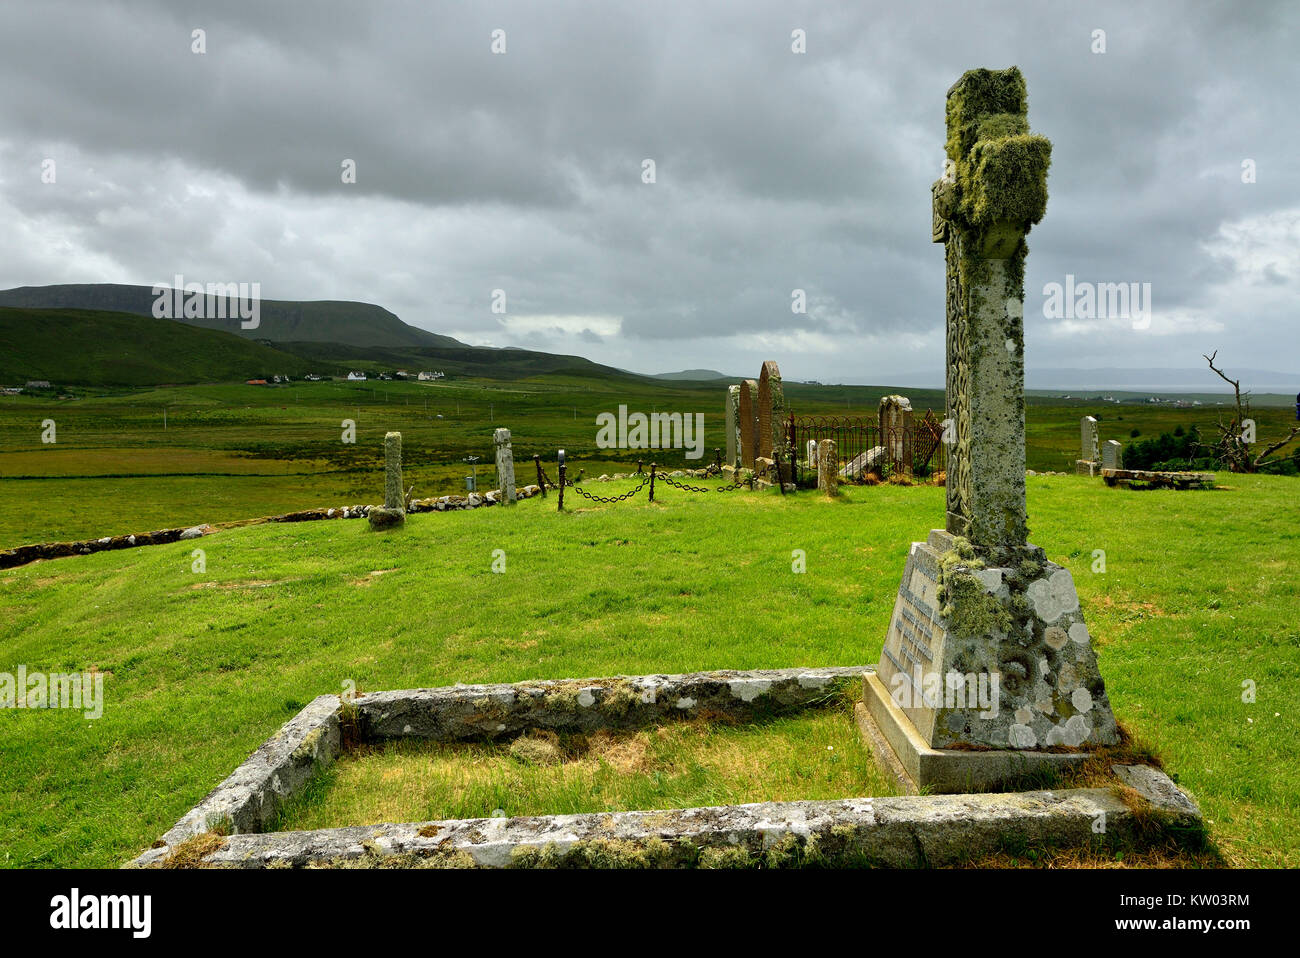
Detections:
[0, 283, 464, 350]
[651, 369, 733, 381]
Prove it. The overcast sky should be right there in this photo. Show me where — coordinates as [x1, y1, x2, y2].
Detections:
[0, 0, 1296, 383]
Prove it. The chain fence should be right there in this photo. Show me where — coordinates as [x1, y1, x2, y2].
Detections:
[533, 454, 762, 508]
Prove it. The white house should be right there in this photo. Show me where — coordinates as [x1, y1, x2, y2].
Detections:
[417, 371, 446, 381]
[347, 371, 367, 381]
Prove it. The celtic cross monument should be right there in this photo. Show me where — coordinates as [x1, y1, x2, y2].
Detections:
[860, 68, 1120, 792]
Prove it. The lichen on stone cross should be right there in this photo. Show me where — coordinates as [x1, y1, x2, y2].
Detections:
[933, 66, 1051, 556]
[383, 431, 403, 510]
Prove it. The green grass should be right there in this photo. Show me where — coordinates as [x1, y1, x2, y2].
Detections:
[276, 705, 896, 831]
[1, 474, 1296, 867]
[4, 377, 1295, 549]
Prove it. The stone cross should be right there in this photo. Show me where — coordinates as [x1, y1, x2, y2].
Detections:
[932, 66, 1050, 556]
[862, 69, 1120, 790]
[738, 379, 758, 469]
[494, 427, 517, 505]
[725, 385, 740, 468]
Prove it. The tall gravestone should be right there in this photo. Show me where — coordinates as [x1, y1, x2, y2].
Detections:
[494, 427, 517, 505]
[1077, 416, 1100, 475]
[756, 361, 788, 464]
[725, 385, 740, 468]
[368, 431, 406, 529]
[861, 68, 1119, 793]
[878, 394, 914, 476]
[738, 379, 758, 469]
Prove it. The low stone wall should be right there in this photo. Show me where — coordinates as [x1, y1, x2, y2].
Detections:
[133, 763, 1199, 869]
[0, 484, 548, 569]
[358, 666, 865, 741]
[0, 524, 214, 570]
[127, 664, 1202, 869]
[145, 694, 342, 852]
[128, 666, 865, 866]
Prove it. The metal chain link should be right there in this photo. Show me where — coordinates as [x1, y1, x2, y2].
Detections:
[658, 473, 750, 493]
[537, 462, 750, 501]
[567, 475, 650, 503]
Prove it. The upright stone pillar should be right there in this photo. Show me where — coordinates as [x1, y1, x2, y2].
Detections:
[494, 427, 517, 504]
[756, 361, 788, 463]
[1101, 439, 1122, 470]
[368, 431, 406, 529]
[878, 394, 915, 476]
[860, 67, 1119, 793]
[725, 385, 740, 468]
[738, 379, 758, 469]
[1076, 416, 1100, 475]
[816, 439, 839, 497]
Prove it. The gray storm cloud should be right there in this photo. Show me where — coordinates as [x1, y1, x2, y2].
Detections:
[0, 0, 1295, 382]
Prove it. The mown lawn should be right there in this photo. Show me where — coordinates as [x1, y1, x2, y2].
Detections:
[0, 474, 1296, 867]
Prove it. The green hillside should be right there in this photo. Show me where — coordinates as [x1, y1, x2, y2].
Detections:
[0, 284, 463, 349]
[0, 307, 320, 386]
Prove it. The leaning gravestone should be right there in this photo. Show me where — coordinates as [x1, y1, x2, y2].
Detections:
[1077, 416, 1100, 476]
[817, 439, 839, 497]
[878, 394, 914, 476]
[1101, 439, 1122, 470]
[738, 379, 758, 469]
[368, 431, 406, 529]
[861, 67, 1120, 792]
[725, 385, 740, 468]
[495, 427, 517, 505]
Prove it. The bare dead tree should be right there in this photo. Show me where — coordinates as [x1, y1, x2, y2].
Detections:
[1203, 351, 1300, 472]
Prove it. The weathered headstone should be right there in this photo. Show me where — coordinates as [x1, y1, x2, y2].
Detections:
[878, 394, 915, 476]
[807, 438, 819, 469]
[368, 431, 406, 529]
[1101, 439, 1122, 470]
[725, 385, 740, 468]
[738, 379, 758, 469]
[1077, 416, 1100, 475]
[816, 439, 839, 497]
[495, 427, 517, 505]
[861, 68, 1119, 792]
[756, 361, 787, 464]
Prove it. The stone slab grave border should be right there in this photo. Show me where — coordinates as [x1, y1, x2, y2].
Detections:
[129, 666, 1200, 869]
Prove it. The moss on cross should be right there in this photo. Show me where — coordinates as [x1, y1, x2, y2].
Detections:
[939, 66, 1051, 253]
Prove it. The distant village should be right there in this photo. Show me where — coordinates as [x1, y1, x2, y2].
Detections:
[243, 370, 446, 386]
[1, 371, 448, 393]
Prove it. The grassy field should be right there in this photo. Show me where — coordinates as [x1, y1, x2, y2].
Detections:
[3, 377, 1295, 549]
[0, 473, 1296, 867]
[276, 706, 897, 831]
